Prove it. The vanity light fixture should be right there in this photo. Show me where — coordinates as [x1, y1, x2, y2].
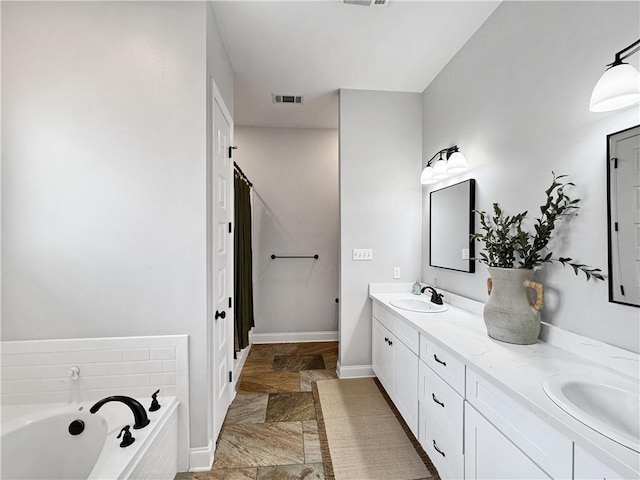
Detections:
[421, 146, 467, 185]
[590, 39, 640, 112]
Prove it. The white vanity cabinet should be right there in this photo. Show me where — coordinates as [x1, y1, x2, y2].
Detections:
[371, 303, 419, 436]
[369, 291, 638, 480]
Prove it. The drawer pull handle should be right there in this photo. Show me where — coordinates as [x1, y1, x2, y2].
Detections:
[384, 337, 389, 343]
[432, 439, 446, 457]
[432, 393, 445, 408]
[388, 339, 393, 346]
[433, 354, 446, 366]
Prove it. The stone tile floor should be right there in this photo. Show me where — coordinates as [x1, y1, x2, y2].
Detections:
[175, 342, 338, 480]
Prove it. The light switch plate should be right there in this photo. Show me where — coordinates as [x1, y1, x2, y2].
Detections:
[462, 248, 470, 260]
[353, 248, 373, 261]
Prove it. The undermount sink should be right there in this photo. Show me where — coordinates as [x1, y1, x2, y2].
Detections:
[389, 297, 447, 313]
[543, 374, 640, 452]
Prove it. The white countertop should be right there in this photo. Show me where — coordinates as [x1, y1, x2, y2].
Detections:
[369, 285, 640, 479]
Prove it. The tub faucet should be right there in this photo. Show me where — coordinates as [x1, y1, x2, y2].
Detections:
[421, 286, 444, 305]
[90, 396, 150, 429]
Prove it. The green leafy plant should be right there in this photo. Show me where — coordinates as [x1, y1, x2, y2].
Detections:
[471, 173, 604, 281]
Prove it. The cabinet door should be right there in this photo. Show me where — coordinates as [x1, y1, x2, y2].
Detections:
[372, 318, 392, 392]
[465, 402, 551, 480]
[392, 335, 418, 436]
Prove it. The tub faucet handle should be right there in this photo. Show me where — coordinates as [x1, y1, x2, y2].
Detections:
[65, 366, 80, 382]
[117, 425, 135, 448]
[149, 389, 161, 412]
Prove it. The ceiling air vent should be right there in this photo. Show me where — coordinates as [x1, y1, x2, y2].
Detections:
[272, 94, 304, 105]
[341, 0, 389, 6]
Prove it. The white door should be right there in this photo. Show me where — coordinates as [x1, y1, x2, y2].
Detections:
[210, 87, 234, 443]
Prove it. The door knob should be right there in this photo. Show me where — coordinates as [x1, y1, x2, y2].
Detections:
[215, 310, 226, 319]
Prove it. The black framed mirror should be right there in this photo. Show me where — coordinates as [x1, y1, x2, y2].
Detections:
[607, 125, 640, 308]
[429, 179, 475, 273]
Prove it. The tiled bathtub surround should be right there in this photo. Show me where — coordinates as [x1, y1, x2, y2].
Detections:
[128, 403, 179, 480]
[0, 335, 190, 471]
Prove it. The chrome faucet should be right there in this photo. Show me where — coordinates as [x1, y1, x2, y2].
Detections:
[90, 396, 150, 429]
[421, 286, 444, 305]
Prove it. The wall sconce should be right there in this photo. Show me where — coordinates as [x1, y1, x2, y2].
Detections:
[421, 146, 467, 185]
[590, 39, 640, 112]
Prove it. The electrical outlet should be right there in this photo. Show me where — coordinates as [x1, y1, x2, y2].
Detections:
[352, 248, 373, 261]
[462, 248, 470, 260]
[393, 267, 401, 279]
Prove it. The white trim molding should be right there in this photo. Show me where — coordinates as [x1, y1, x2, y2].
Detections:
[251, 331, 339, 344]
[337, 361, 375, 379]
[232, 343, 251, 390]
[189, 440, 214, 472]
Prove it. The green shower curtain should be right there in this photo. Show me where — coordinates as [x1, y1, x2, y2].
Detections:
[234, 170, 254, 351]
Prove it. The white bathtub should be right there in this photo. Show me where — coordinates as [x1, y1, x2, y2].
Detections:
[1, 396, 178, 480]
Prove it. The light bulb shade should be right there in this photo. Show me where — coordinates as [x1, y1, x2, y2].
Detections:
[590, 63, 640, 112]
[420, 166, 436, 184]
[446, 151, 467, 173]
[432, 158, 449, 179]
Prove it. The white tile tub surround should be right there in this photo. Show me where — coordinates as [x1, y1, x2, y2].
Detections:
[0, 335, 190, 472]
[127, 402, 178, 480]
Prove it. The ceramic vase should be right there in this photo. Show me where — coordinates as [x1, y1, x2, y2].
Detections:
[483, 267, 544, 345]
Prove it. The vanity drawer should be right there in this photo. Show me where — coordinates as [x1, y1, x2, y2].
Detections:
[419, 360, 464, 452]
[466, 368, 572, 480]
[393, 316, 419, 355]
[372, 301, 419, 354]
[372, 302, 395, 333]
[421, 335, 465, 395]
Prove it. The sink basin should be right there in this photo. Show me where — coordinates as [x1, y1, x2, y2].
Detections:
[388, 297, 447, 313]
[543, 374, 640, 452]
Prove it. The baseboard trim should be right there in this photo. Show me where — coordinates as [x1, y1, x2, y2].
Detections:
[337, 361, 375, 378]
[189, 440, 214, 472]
[251, 331, 338, 344]
[232, 343, 251, 389]
[234, 344, 251, 373]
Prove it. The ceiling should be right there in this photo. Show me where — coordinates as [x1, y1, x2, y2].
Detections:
[212, 1, 501, 129]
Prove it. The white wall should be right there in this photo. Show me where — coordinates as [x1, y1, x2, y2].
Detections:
[234, 127, 339, 338]
[339, 89, 423, 372]
[422, 1, 640, 353]
[1, 0, 234, 455]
